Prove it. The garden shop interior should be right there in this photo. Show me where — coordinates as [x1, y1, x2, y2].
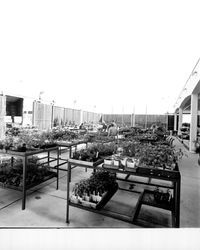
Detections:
[0, 58, 200, 229]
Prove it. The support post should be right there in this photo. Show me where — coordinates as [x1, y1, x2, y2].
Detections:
[189, 93, 198, 152]
[174, 112, 177, 131]
[178, 108, 183, 136]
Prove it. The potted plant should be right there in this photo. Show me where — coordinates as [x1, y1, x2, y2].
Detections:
[71, 170, 118, 209]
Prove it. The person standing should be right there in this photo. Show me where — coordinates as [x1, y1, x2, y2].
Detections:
[108, 123, 118, 136]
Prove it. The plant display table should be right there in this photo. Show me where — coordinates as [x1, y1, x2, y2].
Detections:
[57, 140, 117, 172]
[57, 140, 88, 157]
[66, 159, 181, 228]
[133, 189, 174, 224]
[56, 140, 89, 170]
[0, 146, 60, 210]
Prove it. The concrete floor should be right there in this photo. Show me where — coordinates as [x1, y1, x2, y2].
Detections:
[0, 139, 200, 228]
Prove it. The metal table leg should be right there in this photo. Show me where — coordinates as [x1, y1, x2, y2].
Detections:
[69, 146, 72, 158]
[47, 151, 50, 166]
[66, 162, 71, 223]
[56, 148, 59, 190]
[174, 177, 181, 228]
[22, 156, 27, 210]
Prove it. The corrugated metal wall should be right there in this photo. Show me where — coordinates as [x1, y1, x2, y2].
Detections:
[82, 111, 101, 123]
[135, 114, 168, 128]
[32, 102, 52, 130]
[103, 113, 168, 128]
[103, 114, 132, 126]
[63, 108, 81, 125]
[53, 106, 65, 126]
[32, 102, 100, 129]
[63, 108, 73, 124]
[32, 101, 168, 130]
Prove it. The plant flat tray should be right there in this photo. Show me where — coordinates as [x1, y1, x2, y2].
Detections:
[137, 166, 180, 179]
[70, 183, 118, 210]
[0, 171, 57, 191]
[124, 166, 138, 172]
[91, 139, 115, 143]
[139, 189, 173, 211]
[102, 163, 121, 170]
[68, 158, 104, 167]
[0, 147, 58, 157]
[57, 140, 88, 147]
[139, 138, 157, 142]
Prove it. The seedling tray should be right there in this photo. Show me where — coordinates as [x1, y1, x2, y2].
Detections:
[69, 158, 104, 167]
[0, 171, 57, 191]
[137, 165, 180, 179]
[102, 163, 121, 170]
[70, 183, 118, 210]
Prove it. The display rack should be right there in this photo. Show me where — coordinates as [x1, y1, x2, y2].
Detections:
[56, 138, 116, 171]
[66, 160, 181, 228]
[56, 140, 88, 170]
[0, 146, 60, 210]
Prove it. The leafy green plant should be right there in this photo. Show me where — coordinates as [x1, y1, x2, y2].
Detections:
[72, 142, 117, 162]
[0, 157, 51, 187]
[72, 170, 117, 197]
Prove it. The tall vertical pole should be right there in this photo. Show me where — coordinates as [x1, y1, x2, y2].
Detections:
[174, 112, 177, 131]
[178, 107, 183, 136]
[122, 106, 124, 126]
[73, 100, 76, 125]
[111, 106, 114, 123]
[189, 93, 198, 152]
[51, 100, 54, 128]
[145, 104, 147, 129]
[132, 105, 136, 127]
[32, 101, 35, 128]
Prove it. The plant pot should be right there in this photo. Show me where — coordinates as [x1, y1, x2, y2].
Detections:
[70, 194, 79, 204]
[84, 195, 90, 202]
[120, 158, 127, 167]
[124, 159, 138, 172]
[127, 161, 136, 168]
[113, 160, 120, 166]
[104, 159, 113, 165]
[71, 183, 118, 210]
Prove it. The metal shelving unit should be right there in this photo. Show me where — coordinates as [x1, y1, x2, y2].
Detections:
[0, 146, 60, 210]
[66, 160, 181, 228]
